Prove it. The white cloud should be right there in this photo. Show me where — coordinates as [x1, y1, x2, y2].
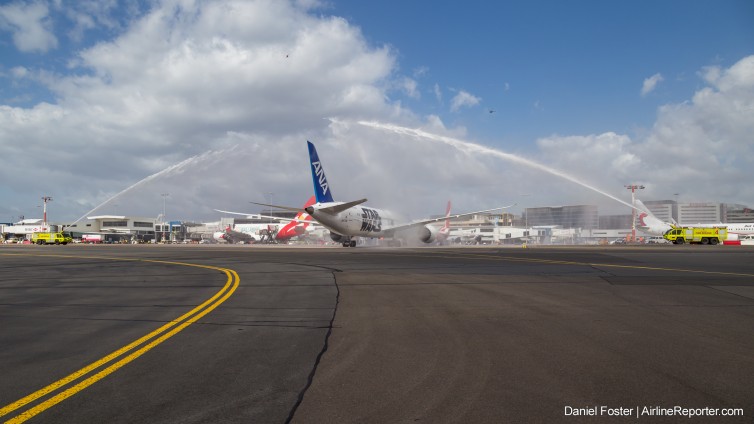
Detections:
[10, 66, 29, 78]
[433, 83, 442, 103]
[399, 77, 420, 99]
[532, 56, 754, 210]
[412, 66, 428, 78]
[450, 90, 480, 112]
[0, 1, 752, 223]
[0, 1, 58, 53]
[641, 72, 664, 96]
[0, 0, 408, 220]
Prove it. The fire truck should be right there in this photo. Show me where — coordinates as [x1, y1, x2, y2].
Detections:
[31, 232, 73, 245]
[662, 227, 727, 245]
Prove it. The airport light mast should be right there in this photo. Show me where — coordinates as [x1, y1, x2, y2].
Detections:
[41, 196, 52, 226]
[265, 192, 274, 224]
[625, 185, 645, 242]
[519, 193, 530, 231]
[161, 193, 170, 242]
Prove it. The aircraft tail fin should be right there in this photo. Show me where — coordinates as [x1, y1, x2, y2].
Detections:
[635, 199, 677, 233]
[298, 195, 316, 227]
[443, 201, 452, 231]
[308, 141, 334, 203]
[276, 195, 317, 239]
[634, 199, 651, 215]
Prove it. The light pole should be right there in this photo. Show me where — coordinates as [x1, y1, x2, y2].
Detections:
[625, 185, 645, 242]
[265, 192, 274, 223]
[161, 193, 170, 242]
[41, 196, 52, 226]
[519, 194, 530, 229]
[673, 193, 680, 224]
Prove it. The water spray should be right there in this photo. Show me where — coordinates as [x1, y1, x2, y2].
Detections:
[69, 147, 235, 227]
[357, 120, 636, 210]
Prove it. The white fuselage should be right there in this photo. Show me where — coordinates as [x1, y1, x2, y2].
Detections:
[694, 222, 754, 240]
[310, 203, 398, 238]
[727, 223, 754, 237]
[637, 213, 674, 236]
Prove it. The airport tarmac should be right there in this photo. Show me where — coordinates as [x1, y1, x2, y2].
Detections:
[1, 244, 752, 423]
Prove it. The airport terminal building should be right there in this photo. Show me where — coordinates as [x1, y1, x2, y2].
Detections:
[1, 216, 194, 244]
[3, 200, 751, 245]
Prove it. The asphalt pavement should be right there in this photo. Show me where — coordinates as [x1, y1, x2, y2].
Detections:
[1, 244, 752, 423]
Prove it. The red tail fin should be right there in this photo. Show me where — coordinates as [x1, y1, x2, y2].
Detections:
[443, 200, 452, 231]
[276, 195, 317, 240]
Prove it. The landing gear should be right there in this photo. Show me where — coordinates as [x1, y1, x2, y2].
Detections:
[342, 239, 357, 247]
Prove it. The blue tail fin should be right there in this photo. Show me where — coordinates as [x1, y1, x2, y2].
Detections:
[308, 141, 334, 203]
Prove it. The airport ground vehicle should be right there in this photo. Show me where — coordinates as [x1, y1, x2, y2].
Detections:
[663, 227, 727, 245]
[31, 232, 73, 245]
[82, 234, 104, 243]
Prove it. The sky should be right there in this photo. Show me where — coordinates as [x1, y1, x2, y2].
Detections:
[1, 0, 753, 223]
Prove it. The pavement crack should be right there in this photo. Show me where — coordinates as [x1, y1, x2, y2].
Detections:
[285, 269, 340, 424]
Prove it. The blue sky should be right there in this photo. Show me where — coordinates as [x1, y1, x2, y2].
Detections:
[0, 0, 753, 222]
[332, 0, 754, 146]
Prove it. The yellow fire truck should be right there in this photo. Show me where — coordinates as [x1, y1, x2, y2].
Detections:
[31, 232, 73, 245]
[663, 227, 727, 245]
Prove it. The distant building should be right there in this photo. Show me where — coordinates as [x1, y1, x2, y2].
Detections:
[599, 215, 632, 230]
[723, 204, 754, 223]
[643, 200, 676, 223]
[525, 205, 599, 229]
[449, 212, 514, 227]
[678, 203, 722, 225]
[66, 215, 160, 242]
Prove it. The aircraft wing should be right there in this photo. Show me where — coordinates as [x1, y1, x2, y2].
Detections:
[214, 209, 319, 230]
[385, 204, 517, 233]
[214, 209, 262, 219]
[249, 201, 305, 213]
[254, 214, 304, 222]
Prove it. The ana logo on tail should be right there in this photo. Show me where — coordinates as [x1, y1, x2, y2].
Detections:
[308, 141, 334, 203]
[312, 161, 328, 196]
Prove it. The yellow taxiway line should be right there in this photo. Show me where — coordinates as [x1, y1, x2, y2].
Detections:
[0, 253, 240, 423]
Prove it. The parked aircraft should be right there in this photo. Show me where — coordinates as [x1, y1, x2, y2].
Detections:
[635, 199, 675, 236]
[720, 223, 754, 239]
[214, 196, 316, 243]
[251, 141, 514, 247]
[693, 222, 754, 240]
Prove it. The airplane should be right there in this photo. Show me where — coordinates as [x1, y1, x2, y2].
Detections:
[635, 199, 676, 236]
[214, 196, 316, 243]
[720, 223, 754, 240]
[690, 221, 754, 240]
[250, 141, 515, 247]
[434, 200, 453, 245]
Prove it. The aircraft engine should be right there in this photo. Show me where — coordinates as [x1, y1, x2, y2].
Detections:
[330, 232, 347, 243]
[419, 225, 439, 243]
